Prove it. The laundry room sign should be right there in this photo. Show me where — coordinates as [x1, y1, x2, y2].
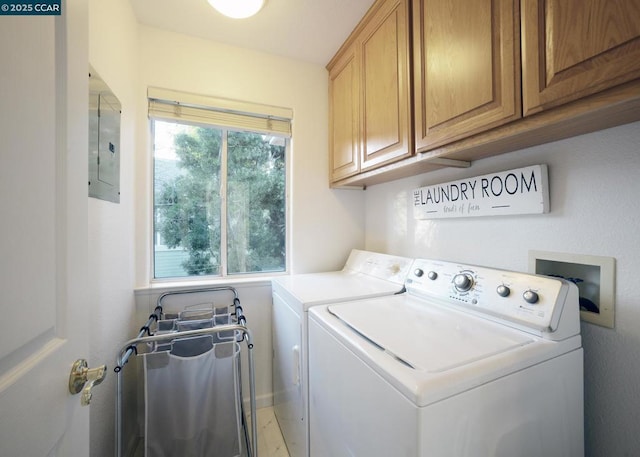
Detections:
[413, 164, 549, 219]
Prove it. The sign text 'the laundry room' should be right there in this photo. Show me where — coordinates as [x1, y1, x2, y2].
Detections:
[413, 165, 549, 219]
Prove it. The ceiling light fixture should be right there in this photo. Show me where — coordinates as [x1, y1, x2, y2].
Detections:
[207, 0, 266, 19]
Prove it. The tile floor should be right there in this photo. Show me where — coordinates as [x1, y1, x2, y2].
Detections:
[254, 406, 290, 457]
[130, 406, 289, 457]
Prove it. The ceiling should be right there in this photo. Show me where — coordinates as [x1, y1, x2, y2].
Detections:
[129, 0, 376, 65]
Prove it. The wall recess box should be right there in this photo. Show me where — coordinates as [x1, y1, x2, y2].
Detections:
[528, 250, 615, 328]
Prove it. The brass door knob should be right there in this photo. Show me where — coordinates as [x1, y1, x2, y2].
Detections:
[68, 359, 107, 406]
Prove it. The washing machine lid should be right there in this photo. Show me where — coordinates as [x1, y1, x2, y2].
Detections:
[328, 298, 535, 373]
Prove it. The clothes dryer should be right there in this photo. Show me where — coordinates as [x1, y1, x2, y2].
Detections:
[271, 250, 413, 457]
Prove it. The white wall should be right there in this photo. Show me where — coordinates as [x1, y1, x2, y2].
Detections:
[134, 26, 365, 284]
[364, 120, 640, 456]
[88, 0, 139, 456]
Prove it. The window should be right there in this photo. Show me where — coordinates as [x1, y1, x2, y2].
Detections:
[149, 89, 290, 279]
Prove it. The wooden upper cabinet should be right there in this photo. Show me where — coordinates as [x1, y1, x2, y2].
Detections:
[413, 0, 521, 152]
[360, 0, 412, 171]
[521, 0, 640, 116]
[328, 0, 412, 184]
[329, 0, 640, 188]
[329, 44, 360, 182]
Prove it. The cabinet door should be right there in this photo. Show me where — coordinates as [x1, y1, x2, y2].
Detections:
[522, 0, 640, 115]
[329, 45, 360, 182]
[360, 0, 413, 171]
[413, 0, 521, 152]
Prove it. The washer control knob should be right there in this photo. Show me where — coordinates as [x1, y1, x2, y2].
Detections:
[523, 290, 539, 304]
[453, 273, 474, 292]
[427, 271, 438, 280]
[414, 268, 424, 277]
[496, 285, 510, 297]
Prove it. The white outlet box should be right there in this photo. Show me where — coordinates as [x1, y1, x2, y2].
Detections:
[528, 250, 615, 329]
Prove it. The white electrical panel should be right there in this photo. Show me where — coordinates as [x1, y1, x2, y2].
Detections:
[89, 67, 121, 203]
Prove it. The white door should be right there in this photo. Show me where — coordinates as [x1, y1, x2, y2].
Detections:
[0, 2, 91, 456]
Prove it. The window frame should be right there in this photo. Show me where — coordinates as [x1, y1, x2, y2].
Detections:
[148, 89, 291, 282]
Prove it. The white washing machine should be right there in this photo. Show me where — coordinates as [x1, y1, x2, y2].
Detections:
[309, 258, 584, 457]
[271, 250, 413, 457]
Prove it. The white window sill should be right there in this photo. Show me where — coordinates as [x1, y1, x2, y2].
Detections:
[134, 272, 288, 297]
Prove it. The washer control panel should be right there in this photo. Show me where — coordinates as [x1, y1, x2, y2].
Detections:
[407, 259, 567, 332]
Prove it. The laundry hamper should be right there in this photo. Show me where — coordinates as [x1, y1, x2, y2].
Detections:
[115, 287, 257, 457]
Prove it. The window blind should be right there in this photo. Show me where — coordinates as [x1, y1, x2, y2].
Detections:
[148, 87, 292, 137]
